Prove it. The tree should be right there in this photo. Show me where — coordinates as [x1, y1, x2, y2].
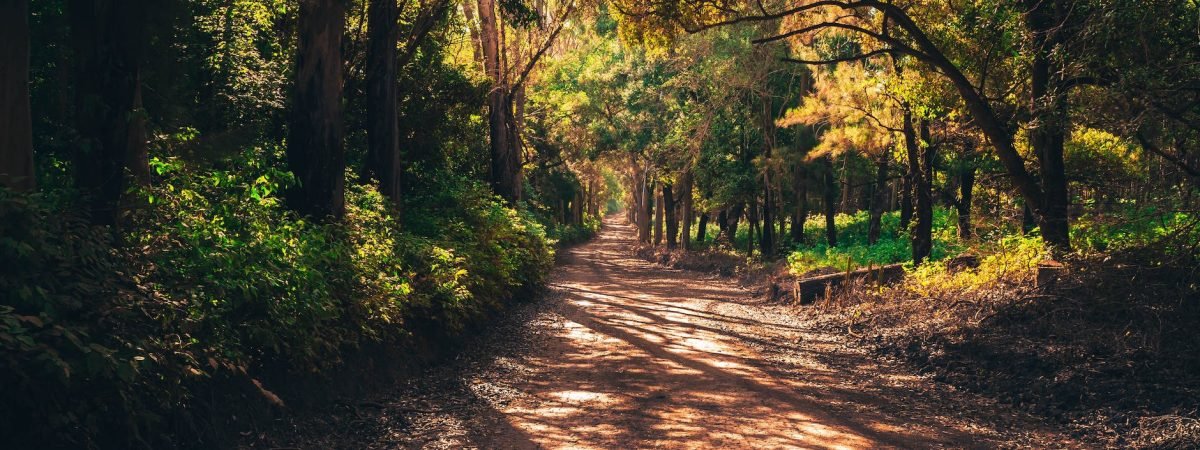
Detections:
[783, 61, 898, 247]
[467, 0, 576, 202]
[0, 0, 35, 191]
[821, 155, 837, 247]
[287, 0, 347, 220]
[904, 114, 934, 264]
[365, 0, 402, 207]
[611, 0, 1093, 252]
[68, 0, 148, 225]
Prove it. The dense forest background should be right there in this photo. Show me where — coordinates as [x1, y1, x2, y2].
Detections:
[1, 0, 1198, 448]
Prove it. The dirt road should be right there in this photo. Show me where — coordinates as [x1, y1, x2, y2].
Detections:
[258, 216, 1074, 449]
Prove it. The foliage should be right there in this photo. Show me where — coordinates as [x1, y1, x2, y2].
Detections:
[787, 209, 961, 274]
[0, 148, 556, 447]
[0, 188, 188, 449]
[1070, 206, 1197, 255]
[905, 234, 1047, 295]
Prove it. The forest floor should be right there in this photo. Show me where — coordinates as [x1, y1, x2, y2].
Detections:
[246, 216, 1081, 449]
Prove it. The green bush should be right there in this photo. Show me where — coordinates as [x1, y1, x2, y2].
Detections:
[1, 149, 556, 448]
[1070, 205, 1196, 254]
[547, 215, 602, 246]
[787, 209, 961, 274]
[0, 189, 195, 448]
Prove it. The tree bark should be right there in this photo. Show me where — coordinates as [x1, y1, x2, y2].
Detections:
[727, 203, 743, 244]
[697, 212, 709, 242]
[899, 173, 913, 231]
[637, 171, 652, 243]
[791, 162, 807, 244]
[867, 153, 888, 245]
[653, 187, 664, 246]
[758, 91, 775, 256]
[761, 185, 775, 255]
[69, 0, 147, 225]
[0, 0, 35, 191]
[1022, 202, 1036, 235]
[287, 0, 347, 221]
[680, 172, 693, 250]
[126, 81, 150, 188]
[573, 190, 583, 225]
[903, 113, 934, 265]
[476, 0, 520, 201]
[747, 196, 758, 256]
[1025, 0, 1071, 252]
[839, 155, 851, 213]
[366, 0, 402, 207]
[822, 157, 837, 247]
[716, 209, 727, 239]
[777, 197, 787, 247]
[957, 165, 975, 239]
[664, 183, 678, 249]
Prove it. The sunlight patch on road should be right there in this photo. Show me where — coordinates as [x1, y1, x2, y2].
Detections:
[550, 390, 611, 403]
[682, 336, 724, 353]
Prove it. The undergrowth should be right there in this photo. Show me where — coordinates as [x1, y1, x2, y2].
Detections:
[801, 210, 1200, 449]
[785, 205, 1196, 276]
[787, 209, 961, 274]
[0, 148, 563, 449]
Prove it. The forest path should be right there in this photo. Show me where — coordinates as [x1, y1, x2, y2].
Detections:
[258, 215, 1076, 449]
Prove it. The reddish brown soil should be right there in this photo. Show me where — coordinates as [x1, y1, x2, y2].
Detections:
[248, 216, 1080, 449]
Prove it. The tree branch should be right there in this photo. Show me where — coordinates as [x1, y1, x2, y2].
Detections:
[780, 48, 897, 65]
[1136, 132, 1200, 185]
[508, 0, 576, 96]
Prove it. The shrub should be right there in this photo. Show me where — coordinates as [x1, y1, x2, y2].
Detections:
[1, 149, 557, 448]
[905, 233, 1047, 297]
[787, 209, 961, 274]
[0, 189, 192, 448]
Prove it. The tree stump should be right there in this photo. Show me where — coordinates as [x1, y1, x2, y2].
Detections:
[1036, 260, 1065, 288]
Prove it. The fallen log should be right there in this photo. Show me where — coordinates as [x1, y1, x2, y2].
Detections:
[792, 263, 906, 304]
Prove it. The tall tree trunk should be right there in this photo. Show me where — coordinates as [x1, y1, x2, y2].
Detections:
[697, 212, 708, 242]
[761, 185, 774, 256]
[758, 92, 775, 256]
[681, 172, 693, 250]
[0, 0, 35, 191]
[747, 196, 758, 256]
[638, 172, 651, 243]
[899, 173, 913, 231]
[126, 80, 150, 188]
[1025, 0, 1071, 253]
[777, 198, 786, 247]
[69, 0, 147, 225]
[628, 162, 639, 225]
[118, 75, 150, 221]
[476, 0, 520, 201]
[573, 190, 583, 225]
[867, 153, 888, 245]
[791, 162, 807, 244]
[287, 0, 346, 220]
[957, 165, 975, 239]
[716, 209, 727, 239]
[822, 157, 838, 247]
[653, 188, 664, 246]
[728, 203, 743, 244]
[663, 183, 677, 249]
[903, 112, 933, 265]
[1022, 202, 1036, 235]
[839, 155, 851, 213]
[366, 0, 402, 207]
